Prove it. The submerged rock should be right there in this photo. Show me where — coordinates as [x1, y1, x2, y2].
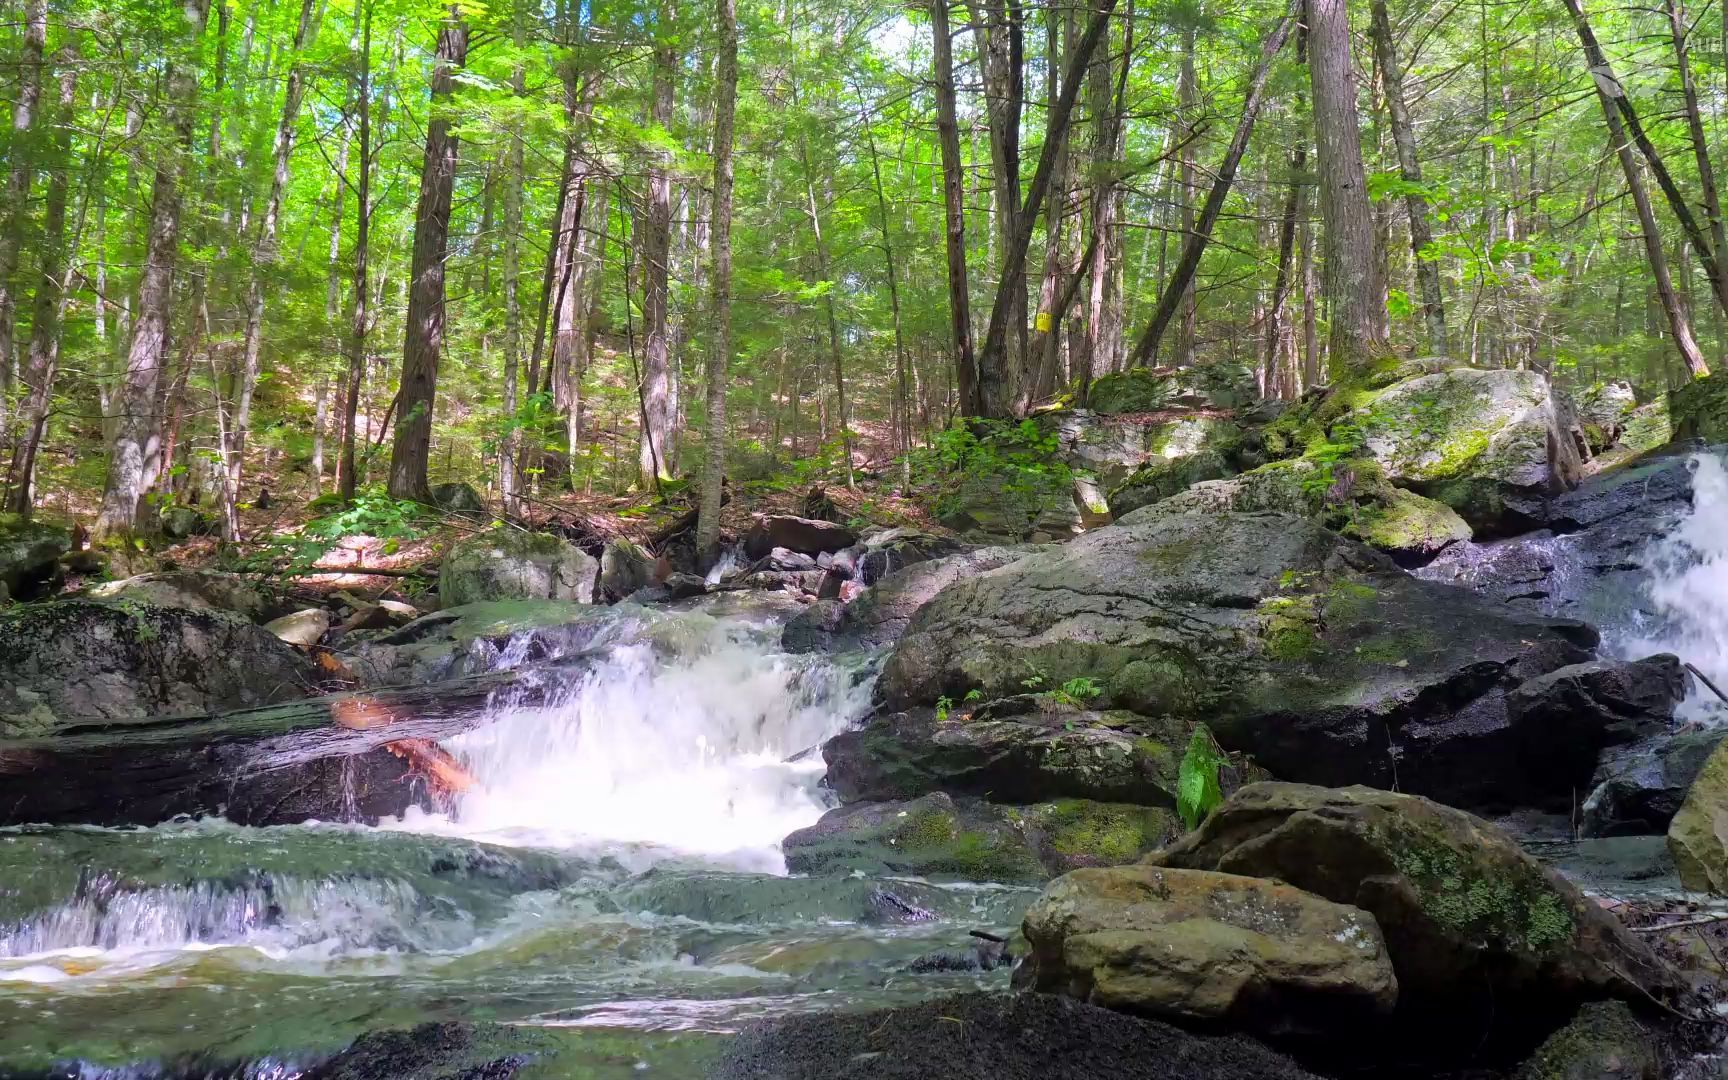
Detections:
[0, 599, 315, 733]
[878, 510, 1602, 811]
[709, 991, 1322, 1080]
[438, 527, 599, 608]
[1020, 865, 1396, 1038]
[1154, 783, 1683, 1054]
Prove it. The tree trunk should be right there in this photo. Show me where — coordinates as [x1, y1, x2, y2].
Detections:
[1081, 5, 1129, 392]
[1566, 0, 1709, 375]
[1025, 3, 1077, 412]
[1368, 0, 1447, 355]
[1665, 0, 1728, 355]
[0, 0, 46, 401]
[970, 0, 1027, 413]
[864, 107, 913, 480]
[1174, 24, 1199, 367]
[499, 0, 527, 512]
[388, 9, 468, 501]
[1128, 4, 1296, 366]
[6, 58, 77, 517]
[94, 0, 214, 539]
[637, 2, 676, 488]
[338, 0, 373, 504]
[975, 0, 1118, 417]
[1308, 0, 1391, 379]
[223, 0, 319, 539]
[695, 0, 737, 564]
[931, 0, 977, 418]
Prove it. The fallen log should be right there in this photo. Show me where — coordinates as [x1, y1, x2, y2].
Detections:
[0, 670, 536, 828]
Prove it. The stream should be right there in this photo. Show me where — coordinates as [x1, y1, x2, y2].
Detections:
[7, 453, 1728, 1078]
[0, 603, 1032, 1077]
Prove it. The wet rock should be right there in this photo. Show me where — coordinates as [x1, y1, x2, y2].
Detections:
[1154, 783, 1684, 1054]
[1507, 655, 1688, 782]
[338, 598, 420, 635]
[1021, 865, 1396, 1038]
[428, 481, 487, 517]
[342, 599, 644, 686]
[265, 607, 333, 647]
[763, 546, 820, 571]
[438, 527, 599, 608]
[782, 792, 1176, 885]
[1336, 485, 1472, 564]
[1665, 736, 1728, 893]
[663, 572, 707, 600]
[0, 599, 316, 734]
[306, 1020, 558, 1080]
[709, 991, 1322, 1080]
[1584, 728, 1727, 838]
[1513, 1000, 1660, 1080]
[823, 707, 1186, 807]
[780, 598, 845, 652]
[85, 569, 281, 623]
[851, 528, 966, 586]
[1353, 366, 1584, 534]
[906, 933, 1012, 973]
[596, 538, 655, 602]
[781, 545, 1033, 654]
[0, 513, 69, 600]
[879, 511, 1598, 812]
[742, 515, 857, 560]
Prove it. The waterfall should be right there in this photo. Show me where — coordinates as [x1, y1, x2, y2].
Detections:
[390, 610, 873, 872]
[1622, 451, 1728, 720]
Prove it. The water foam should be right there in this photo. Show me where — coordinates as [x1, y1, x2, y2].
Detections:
[391, 611, 873, 872]
[1621, 451, 1728, 719]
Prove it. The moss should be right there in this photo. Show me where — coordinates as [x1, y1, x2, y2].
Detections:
[1385, 826, 1576, 955]
[1019, 800, 1177, 869]
[1669, 372, 1728, 443]
[1514, 1001, 1656, 1080]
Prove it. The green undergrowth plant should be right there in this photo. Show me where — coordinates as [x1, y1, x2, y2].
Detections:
[1178, 724, 1227, 831]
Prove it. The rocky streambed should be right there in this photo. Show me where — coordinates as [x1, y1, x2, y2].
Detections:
[7, 368, 1728, 1078]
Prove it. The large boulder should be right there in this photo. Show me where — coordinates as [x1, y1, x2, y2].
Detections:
[1513, 1000, 1660, 1080]
[84, 569, 281, 623]
[878, 511, 1603, 811]
[0, 514, 69, 600]
[782, 545, 1032, 653]
[1669, 371, 1728, 444]
[1576, 381, 1638, 454]
[1585, 727, 1726, 837]
[1020, 864, 1397, 1038]
[428, 481, 487, 517]
[709, 991, 1322, 1080]
[1154, 784, 1683, 1052]
[1352, 367, 1584, 533]
[596, 538, 655, 602]
[938, 468, 1079, 543]
[1665, 737, 1728, 893]
[742, 515, 857, 561]
[0, 599, 316, 734]
[1049, 409, 1244, 494]
[823, 707, 1188, 807]
[1505, 655, 1687, 785]
[438, 528, 598, 607]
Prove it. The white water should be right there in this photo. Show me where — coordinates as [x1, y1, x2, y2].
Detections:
[1622, 452, 1728, 720]
[390, 611, 873, 872]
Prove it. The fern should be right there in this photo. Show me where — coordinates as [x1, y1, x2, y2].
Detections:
[1177, 725, 1227, 831]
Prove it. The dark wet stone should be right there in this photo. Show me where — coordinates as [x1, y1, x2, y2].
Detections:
[306, 1021, 558, 1080]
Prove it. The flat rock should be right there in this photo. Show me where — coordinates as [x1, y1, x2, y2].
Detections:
[742, 515, 857, 560]
[265, 607, 333, 647]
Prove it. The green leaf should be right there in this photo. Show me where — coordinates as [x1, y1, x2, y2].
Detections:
[1177, 725, 1226, 831]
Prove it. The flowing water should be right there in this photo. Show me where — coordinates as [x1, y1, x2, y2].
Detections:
[0, 601, 1034, 1077]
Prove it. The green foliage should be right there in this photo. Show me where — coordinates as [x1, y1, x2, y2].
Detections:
[1177, 725, 1227, 831]
[240, 487, 428, 574]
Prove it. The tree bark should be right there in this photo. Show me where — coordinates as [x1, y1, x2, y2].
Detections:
[94, 0, 214, 539]
[1174, 24, 1199, 366]
[1080, 4, 1129, 392]
[222, 0, 319, 539]
[969, 0, 1027, 412]
[1025, 3, 1077, 411]
[1665, 0, 1728, 349]
[499, 0, 528, 512]
[1565, 0, 1709, 375]
[1128, 4, 1296, 367]
[388, 8, 468, 501]
[338, 0, 373, 503]
[1368, 0, 1447, 355]
[975, 0, 1118, 417]
[6, 57, 77, 517]
[1308, 0, 1391, 379]
[931, 0, 978, 417]
[0, 0, 46, 401]
[863, 107, 913, 477]
[637, 1, 676, 488]
[695, 0, 737, 564]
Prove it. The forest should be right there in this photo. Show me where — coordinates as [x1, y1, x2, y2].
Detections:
[0, 0, 1721, 552]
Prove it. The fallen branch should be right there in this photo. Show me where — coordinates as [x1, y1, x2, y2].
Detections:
[1686, 661, 1728, 707]
[1630, 913, 1728, 933]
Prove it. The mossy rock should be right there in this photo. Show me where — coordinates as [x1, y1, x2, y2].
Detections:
[1155, 783, 1683, 1050]
[1666, 734, 1728, 893]
[1088, 369, 1174, 416]
[0, 513, 70, 600]
[1668, 372, 1728, 444]
[1108, 447, 1239, 518]
[438, 527, 598, 607]
[1513, 1000, 1658, 1080]
[1015, 799, 1179, 871]
[1338, 486, 1471, 565]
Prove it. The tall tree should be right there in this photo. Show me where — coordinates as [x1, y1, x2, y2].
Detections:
[338, 0, 374, 503]
[389, 7, 469, 501]
[930, 0, 977, 416]
[696, 0, 738, 564]
[1307, 0, 1391, 378]
[0, 0, 47, 399]
[1368, 0, 1447, 355]
[637, 0, 677, 488]
[94, 0, 215, 539]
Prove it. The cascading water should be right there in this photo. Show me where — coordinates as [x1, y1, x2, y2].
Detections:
[1619, 452, 1728, 720]
[0, 601, 1030, 1077]
[391, 609, 874, 871]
